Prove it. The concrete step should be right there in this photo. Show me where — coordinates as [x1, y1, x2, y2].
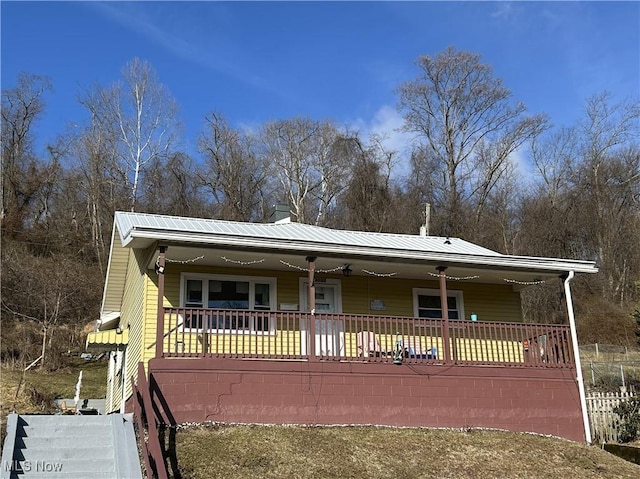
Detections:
[16, 434, 113, 450]
[2, 414, 142, 479]
[12, 445, 115, 462]
[19, 425, 113, 437]
[17, 415, 114, 427]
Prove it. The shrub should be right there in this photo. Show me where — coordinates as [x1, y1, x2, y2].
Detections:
[613, 396, 640, 443]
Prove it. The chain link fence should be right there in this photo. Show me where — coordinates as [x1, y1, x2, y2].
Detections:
[580, 343, 640, 393]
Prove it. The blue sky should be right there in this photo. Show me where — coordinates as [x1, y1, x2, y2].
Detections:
[2, 1, 639, 166]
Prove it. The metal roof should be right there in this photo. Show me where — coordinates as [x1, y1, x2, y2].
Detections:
[113, 211, 598, 274]
[115, 211, 500, 256]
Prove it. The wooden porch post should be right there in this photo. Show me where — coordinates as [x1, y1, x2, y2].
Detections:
[306, 256, 317, 360]
[155, 246, 167, 358]
[437, 266, 452, 363]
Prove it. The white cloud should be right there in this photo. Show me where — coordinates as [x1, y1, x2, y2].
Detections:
[348, 105, 415, 177]
[351, 105, 412, 155]
[509, 145, 535, 185]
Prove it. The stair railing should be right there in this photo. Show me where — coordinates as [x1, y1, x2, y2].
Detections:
[132, 362, 168, 479]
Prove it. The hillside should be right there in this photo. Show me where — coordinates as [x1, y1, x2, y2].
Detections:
[173, 424, 640, 479]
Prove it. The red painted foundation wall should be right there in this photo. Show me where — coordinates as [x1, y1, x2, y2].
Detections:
[147, 358, 586, 442]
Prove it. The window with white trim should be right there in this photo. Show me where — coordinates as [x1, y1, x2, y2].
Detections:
[181, 274, 276, 333]
[413, 288, 464, 320]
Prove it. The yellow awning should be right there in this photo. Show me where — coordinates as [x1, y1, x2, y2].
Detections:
[86, 329, 129, 350]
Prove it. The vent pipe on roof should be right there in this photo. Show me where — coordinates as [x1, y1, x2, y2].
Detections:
[270, 203, 291, 223]
[419, 203, 431, 236]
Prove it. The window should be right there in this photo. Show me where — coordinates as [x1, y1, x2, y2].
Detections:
[181, 274, 276, 333]
[413, 288, 464, 320]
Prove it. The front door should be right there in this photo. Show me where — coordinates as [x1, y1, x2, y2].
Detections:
[310, 284, 335, 313]
[300, 280, 344, 357]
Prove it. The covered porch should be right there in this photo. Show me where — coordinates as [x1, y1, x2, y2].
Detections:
[145, 245, 589, 442]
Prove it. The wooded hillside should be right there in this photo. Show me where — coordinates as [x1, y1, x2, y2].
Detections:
[2, 49, 639, 371]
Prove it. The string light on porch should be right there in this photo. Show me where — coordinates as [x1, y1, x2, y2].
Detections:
[279, 260, 346, 274]
[279, 260, 309, 271]
[165, 255, 205, 264]
[427, 272, 480, 281]
[362, 269, 397, 277]
[221, 256, 265, 265]
[503, 278, 547, 286]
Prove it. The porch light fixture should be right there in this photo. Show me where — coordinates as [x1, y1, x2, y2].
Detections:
[342, 264, 352, 277]
[154, 261, 165, 275]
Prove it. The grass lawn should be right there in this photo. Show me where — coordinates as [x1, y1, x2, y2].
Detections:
[173, 424, 640, 479]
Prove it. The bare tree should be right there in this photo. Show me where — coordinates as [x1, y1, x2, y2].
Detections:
[573, 93, 640, 304]
[144, 152, 209, 217]
[397, 47, 547, 236]
[81, 58, 180, 211]
[63, 115, 129, 270]
[336, 133, 400, 232]
[260, 118, 349, 225]
[198, 113, 269, 221]
[1, 73, 54, 237]
[1, 242, 102, 370]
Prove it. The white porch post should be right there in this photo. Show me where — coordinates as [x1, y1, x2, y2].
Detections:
[119, 349, 128, 414]
[563, 271, 592, 444]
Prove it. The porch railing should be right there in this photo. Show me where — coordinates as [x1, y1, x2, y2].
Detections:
[159, 308, 575, 368]
[132, 362, 168, 479]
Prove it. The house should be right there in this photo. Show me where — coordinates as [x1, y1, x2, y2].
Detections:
[87, 211, 598, 443]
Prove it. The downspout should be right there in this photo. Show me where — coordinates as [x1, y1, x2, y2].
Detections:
[563, 271, 592, 444]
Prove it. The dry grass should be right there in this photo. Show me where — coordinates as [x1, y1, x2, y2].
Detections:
[1, 358, 107, 419]
[174, 424, 640, 479]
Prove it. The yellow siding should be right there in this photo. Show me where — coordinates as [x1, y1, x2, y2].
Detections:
[345, 276, 522, 321]
[164, 330, 303, 356]
[102, 231, 129, 314]
[142, 273, 160, 365]
[107, 244, 155, 413]
[343, 277, 437, 316]
[461, 283, 522, 323]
